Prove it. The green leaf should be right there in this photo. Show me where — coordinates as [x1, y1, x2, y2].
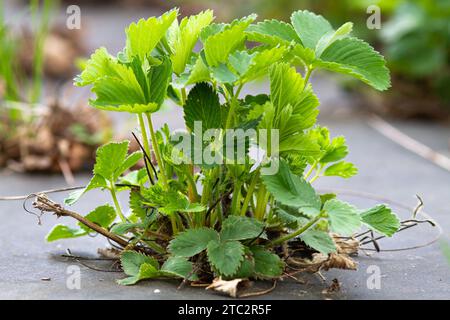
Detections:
[79, 204, 117, 232]
[220, 216, 265, 241]
[269, 63, 319, 131]
[291, 10, 333, 50]
[183, 82, 222, 133]
[240, 46, 287, 83]
[93, 141, 130, 182]
[161, 256, 195, 279]
[246, 19, 300, 46]
[262, 160, 321, 214]
[168, 10, 214, 75]
[110, 222, 141, 235]
[46, 224, 86, 242]
[120, 250, 159, 276]
[203, 14, 256, 67]
[64, 174, 107, 205]
[141, 183, 205, 215]
[324, 199, 361, 236]
[207, 240, 245, 276]
[320, 136, 348, 163]
[169, 228, 219, 257]
[315, 37, 391, 91]
[125, 9, 178, 61]
[146, 56, 173, 108]
[117, 262, 159, 285]
[300, 229, 336, 254]
[324, 161, 358, 179]
[361, 205, 400, 237]
[250, 246, 284, 278]
[74, 48, 120, 86]
[315, 22, 353, 57]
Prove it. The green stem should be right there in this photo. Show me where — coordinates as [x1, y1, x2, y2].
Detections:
[269, 213, 323, 246]
[138, 113, 155, 181]
[303, 66, 313, 89]
[254, 184, 268, 221]
[145, 113, 168, 188]
[109, 184, 126, 222]
[230, 181, 242, 215]
[224, 83, 243, 129]
[303, 160, 318, 180]
[240, 169, 259, 216]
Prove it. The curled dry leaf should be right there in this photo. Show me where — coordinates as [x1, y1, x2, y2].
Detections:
[98, 247, 122, 259]
[206, 277, 251, 298]
[332, 234, 360, 255]
[322, 253, 357, 271]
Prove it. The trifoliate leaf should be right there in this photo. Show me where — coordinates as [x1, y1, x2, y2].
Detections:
[361, 205, 400, 237]
[300, 229, 337, 254]
[74, 48, 119, 86]
[79, 204, 117, 232]
[120, 250, 159, 276]
[46, 224, 86, 242]
[220, 216, 265, 241]
[262, 160, 321, 215]
[169, 228, 219, 257]
[324, 199, 361, 236]
[207, 240, 245, 276]
[315, 37, 391, 91]
[168, 10, 214, 75]
[184, 82, 222, 133]
[324, 161, 358, 179]
[250, 246, 284, 278]
[124, 9, 178, 61]
[291, 10, 333, 49]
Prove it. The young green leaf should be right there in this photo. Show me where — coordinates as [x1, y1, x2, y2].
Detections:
[220, 216, 265, 241]
[79, 204, 116, 232]
[315, 22, 353, 57]
[46, 224, 86, 242]
[207, 240, 245, 276]
[250, 246, 284, 278]
[323, 199, 361, 236]
[300, 229, 337, 254]
[291, 10, 333, 49]
[203, 14, 256, 67]
[324, 161, 358, 179]
[168, 10, 214, 75]
[246, 19, 300, 46]
[169, 228, 219, 257]
[124, 9, 178, 61]
[360, 205, 400, 237]
[120, 250, 159, 276]
[262, 160, 321, 214]
[117, 262, 159, 285]
[64, 174, 107, 205]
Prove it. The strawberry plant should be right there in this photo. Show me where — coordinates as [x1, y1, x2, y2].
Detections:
[38, 8, 401, 290]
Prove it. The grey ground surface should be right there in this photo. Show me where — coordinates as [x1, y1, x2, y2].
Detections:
[1, 0, 449, 300]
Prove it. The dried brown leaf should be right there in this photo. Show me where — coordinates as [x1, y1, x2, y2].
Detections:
[206, 277, 251, 298]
